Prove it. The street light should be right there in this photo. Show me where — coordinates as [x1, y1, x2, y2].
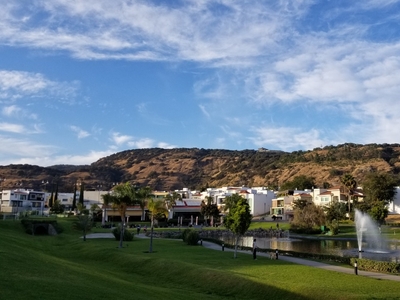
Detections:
[41, 180, 49, 216]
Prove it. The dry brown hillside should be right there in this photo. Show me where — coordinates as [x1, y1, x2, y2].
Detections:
[0, 143, 400, 192]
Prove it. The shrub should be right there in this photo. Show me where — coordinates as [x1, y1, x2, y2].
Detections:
[181, 228, 193, 242]
[112, 227, 134, 241]
[185, 230, 200, 246]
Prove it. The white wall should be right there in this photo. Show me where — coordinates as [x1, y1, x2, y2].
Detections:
[388, 187, 400, 214]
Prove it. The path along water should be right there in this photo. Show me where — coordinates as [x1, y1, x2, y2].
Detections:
[84, 233, 400, 282]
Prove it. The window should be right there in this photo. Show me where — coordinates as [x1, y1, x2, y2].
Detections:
[321, 196, 330, 202]
[62, 198, 68, 202]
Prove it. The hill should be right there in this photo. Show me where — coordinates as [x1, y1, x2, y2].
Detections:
[1, 143, 400, 192]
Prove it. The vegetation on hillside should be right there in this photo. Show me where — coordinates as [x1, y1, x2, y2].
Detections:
[1, 143, 400, 191]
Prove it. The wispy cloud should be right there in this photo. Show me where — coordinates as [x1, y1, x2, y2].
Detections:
[249, 126, 328, 152]
[0, 70, 79, 103]
[70, 125, 90, 139]
[0, 1, 308, 62]
[0, 122, 26, 133]
[110, 131, 175, 150]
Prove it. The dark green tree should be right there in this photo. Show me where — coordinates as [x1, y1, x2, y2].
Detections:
[291, 202, 325, 233]
[106, 183, 138, 248]
[223, 196, 252, 258]
[49, 183, 54, 208]
[54, 183, 59, 206]
[137, 186, 151, 221]
[72, 182, 77, 212]
[324, 201, 346, 235]
[72, 214, 93, 241]
[223, 193, 244, 212]
[201, 196, 220, 226]
[79, 182, 84, 206]
[362, 172, 396, 204]
[340, 174, 357, 219]
[280, 175, 315, 191]
[50, 200, 65, 214]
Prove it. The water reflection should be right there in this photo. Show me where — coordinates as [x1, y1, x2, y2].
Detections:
[219, 236, 400, 262]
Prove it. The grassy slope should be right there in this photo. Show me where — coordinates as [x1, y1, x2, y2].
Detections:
[1, 219, 400, 300]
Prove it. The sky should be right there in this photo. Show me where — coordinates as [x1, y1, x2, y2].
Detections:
[1, 0, 400, 167]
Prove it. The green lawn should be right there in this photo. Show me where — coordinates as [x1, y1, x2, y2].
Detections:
[1, 218, 400, 300]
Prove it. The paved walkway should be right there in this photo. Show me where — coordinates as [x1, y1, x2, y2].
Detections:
[201, 241, 400, 282]
[84, 233, 400, 282]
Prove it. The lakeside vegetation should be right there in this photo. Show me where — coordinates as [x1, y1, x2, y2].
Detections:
[1, 218, 400, 300]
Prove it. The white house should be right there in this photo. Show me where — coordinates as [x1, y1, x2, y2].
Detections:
[0, 189, 45, 215]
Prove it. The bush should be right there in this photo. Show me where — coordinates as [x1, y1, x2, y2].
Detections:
[350, 258, 400, 274]
[112, 227, 134, 241]
[181, 228, 193, 242]
[185, 230, 200, 245]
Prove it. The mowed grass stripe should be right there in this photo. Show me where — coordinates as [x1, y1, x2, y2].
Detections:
[1, 219, 400, 300]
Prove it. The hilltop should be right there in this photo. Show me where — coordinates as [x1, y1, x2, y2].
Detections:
[0, 143, 399, 192]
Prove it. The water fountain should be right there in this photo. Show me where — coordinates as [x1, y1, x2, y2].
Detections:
[355, 209, 388, 253]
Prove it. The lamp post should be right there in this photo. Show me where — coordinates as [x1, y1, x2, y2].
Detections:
[41, 180, 49, 216]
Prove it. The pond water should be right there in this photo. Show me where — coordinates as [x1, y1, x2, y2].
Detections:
[219, 235, 400, 262]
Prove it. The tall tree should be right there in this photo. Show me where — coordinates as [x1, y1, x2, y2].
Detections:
[147, 199, 168, 253]
[72, 214, 93, 242]
[324, 201, 346, 235]
[280, 175, 315, 191]
[49, 183, 54, 208]
[362, 172, 396, 204]
[106, 183, 138, 248]
[360, 172, 397, 224]
[223, 193, 244, 212]
[72, 182, 77, 212]
[340, 174, 357, 219]
[291, 202, 325, 233]
[223, 195, 252, 258]
[201, 196, 220, 226]
[165, 192, 181, 209]
[79, 182, 85, 207]
[137, 186, 152, 221]
[54, 182, 59, 206]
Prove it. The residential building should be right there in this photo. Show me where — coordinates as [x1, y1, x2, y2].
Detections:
[0, 189, 45, 215]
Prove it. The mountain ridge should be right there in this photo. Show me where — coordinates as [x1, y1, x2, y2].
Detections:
[0, 143, 399, 192]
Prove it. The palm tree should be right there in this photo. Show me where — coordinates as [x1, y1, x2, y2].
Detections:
[341, 174, 357, 219]
[164, 191, 181, 219]
[137, 186, 152, 221]
[147, 198, 168, 253]
[105, 183, 137, 248]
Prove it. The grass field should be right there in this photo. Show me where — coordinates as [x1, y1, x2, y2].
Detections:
[1, 218, 400, 300]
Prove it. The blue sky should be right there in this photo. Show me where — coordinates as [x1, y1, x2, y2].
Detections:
[1, 0, 400, 166]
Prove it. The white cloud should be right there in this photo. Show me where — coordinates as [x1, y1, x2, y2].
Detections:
[127, 138, 155, 149]
[111, 132, 133, 145]
[0, 1, 310, 62]
[2, 105, 21, 116]
[2, 104, 38, 120]
[0, 134, 55, 160]
[70, 125, 90, 139]
[0, 70, 79, 102]
[249, 126, 328, 151]
[0, 122, 26, 133]
[110, 131, 174, 149]
[199, 104, 210, 118]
